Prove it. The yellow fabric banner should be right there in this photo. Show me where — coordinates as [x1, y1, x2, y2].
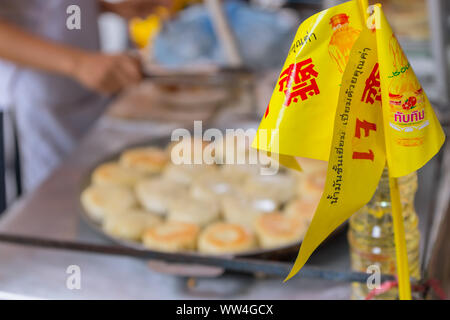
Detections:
[375, 8, 445, 177]
[252, 0, 364, 162]
[286, 27, 385, 280]
[251, 0, 445, 280]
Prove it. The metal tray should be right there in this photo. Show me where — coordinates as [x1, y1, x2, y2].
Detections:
[78, 135, 345, 275]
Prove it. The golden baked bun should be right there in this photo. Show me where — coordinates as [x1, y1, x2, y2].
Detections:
[81, 185, 137, 223]
[198, 222, 257, 254]
[103, 209, 162, 241]
[284, 197, 319, 225]
[298, 169, 327, 201]
[211, 131, 253, 165]
[242, 173, 297, 205]
[162, 163, 216, 186]
[219, 163, 261, 182]
[167, 194, 220, 227]
[92, 162, 142, 187]
[189, 170, 237, 202]
[135, 177, 186, 215]
[119, 147, 168, 174]
[142, 221, 199, 252]
[220, 193, 272, 229]
[254, 212, 307, 249]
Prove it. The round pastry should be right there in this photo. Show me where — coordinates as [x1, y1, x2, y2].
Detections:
[219, 163, 261, 182]
[80, 185, 137, 222]
[142, 221, 199, 252]
[198, 222, 257, 254]
[298, 169, 327, 201]
[102, 209, 162, 241]
[212, 132, 252, 165]
[254, 212, 307, 249]
[162, 163, 216, 186]
[220, 193, 271, 229]
[242, 172, 297, 205]
[284, 197, 319, 224]
[119, 147, 168, 174]
[91, 162, 142, 187]
[189, 170, 237, 202]
[167, 194, 220, 227]
[135, 177, 186, 215]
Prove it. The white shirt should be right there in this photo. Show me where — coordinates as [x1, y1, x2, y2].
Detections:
[0, 0, 110, 190]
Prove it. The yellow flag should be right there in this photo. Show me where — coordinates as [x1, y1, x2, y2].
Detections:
[286, 27, 385, 279]
[251, 0, 445, 280]
[252, 0, 364, 162]
[375, 8, 445, 177]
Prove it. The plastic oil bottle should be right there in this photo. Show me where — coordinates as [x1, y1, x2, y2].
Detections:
[348, 169, 421, 299]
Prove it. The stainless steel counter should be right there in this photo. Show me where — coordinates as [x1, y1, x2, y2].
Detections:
[0, 115, 438, 300]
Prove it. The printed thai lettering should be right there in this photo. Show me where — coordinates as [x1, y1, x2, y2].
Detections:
[387, 62, 411, 78]
[284, 80, 320, 106]
[290, 30, 317, 54]
[352, 149, 374, 161]
[332, 180, 341, 191]
[357, 62, 365, 70]
[340, 113, 348, 125]
[353, 118, 376, 161]
[394, 110, 425, 124]
[354, 119, 377, 138]
[332, 165, 343, 175]
[327, 194, 338, 204]
[361, 63, 381, 104]
[278, 58, 320, 106]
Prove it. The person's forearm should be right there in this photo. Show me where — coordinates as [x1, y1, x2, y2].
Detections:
[0, 20, 85, 76]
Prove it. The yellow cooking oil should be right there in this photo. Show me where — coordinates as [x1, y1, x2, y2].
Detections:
[348, 169, 421, 299]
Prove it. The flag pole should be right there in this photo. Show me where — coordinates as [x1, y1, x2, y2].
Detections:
[389, 174, 412, 300]
[357, 0, 369, 21]
[357, 0, 412, 300]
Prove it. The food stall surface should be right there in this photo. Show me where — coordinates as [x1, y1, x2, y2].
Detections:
[0, 114, 436, 300]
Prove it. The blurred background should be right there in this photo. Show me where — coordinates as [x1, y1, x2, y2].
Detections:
[0, 0, 448, 300]
[0, 0, 448, 206]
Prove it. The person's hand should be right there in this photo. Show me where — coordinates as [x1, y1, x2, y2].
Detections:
[101, 0, 173, 20]
[72, 52, 142, 95]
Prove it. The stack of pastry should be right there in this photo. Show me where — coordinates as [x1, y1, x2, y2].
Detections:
[81, 137, 328, 254]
